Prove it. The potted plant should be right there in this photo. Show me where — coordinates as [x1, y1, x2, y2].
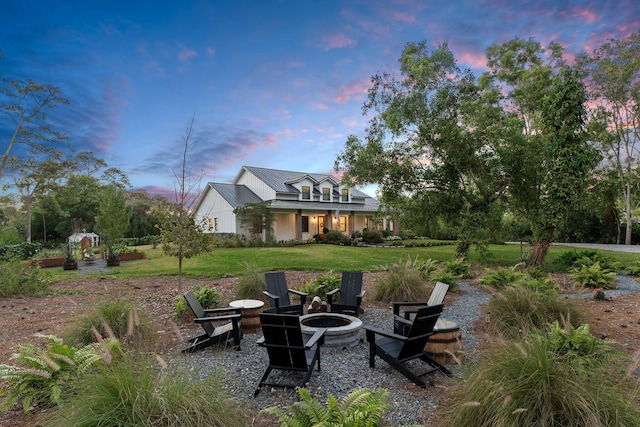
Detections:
[62, 244, 78, 270]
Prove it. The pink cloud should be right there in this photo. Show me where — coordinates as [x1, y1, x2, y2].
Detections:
[206, 47, 215, 57]
[178, 45, 197, 62]
[322, 33, 357, 51]
[571, 6, 599, 24]
[333, 78, 370, 104]
[457, 51, 487, 69]
[394, 12, 415, 24]
[315, 102, 330, 110]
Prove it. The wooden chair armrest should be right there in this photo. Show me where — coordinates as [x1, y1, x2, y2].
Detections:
[305, 328, 326, 349]
[263, 290, 279, 300]
[289, 289, 307, 297]
[326, 288, 339, 296]
[202, 307, 242, 315]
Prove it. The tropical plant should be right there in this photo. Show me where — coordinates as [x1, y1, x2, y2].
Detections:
[262, 387, 394, 427]
[0, 334, 119, 412]
[479, 265, 526, 289]
[63, 298, 157, 350]
[441, 320, 639, 426]
[45, 352, 247, 426]
[570, 261, 617, 289]
[173, 284, 221, 319]
[305, 271, 341, 300]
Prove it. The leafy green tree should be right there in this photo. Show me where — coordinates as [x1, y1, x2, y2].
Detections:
[233, 201, 275, 240]
[485, 40, 600, 266]
[577, 32, 640, 245]
[0, 74, 68, 180]
[94, 185, 130, 258]
[125, 189, 164, 238]
[336, 40, 506, 257]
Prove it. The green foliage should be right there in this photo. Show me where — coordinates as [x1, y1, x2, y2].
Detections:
[361, 228, 383, 244]
[442, 320, 638, 427]
[63, 298, 157, 350]
[0, 258, 51, 297]
[46, 352, 247, 427]
[479, 265, 526, 289]
[0, 334, 119, 412]
[305, 271, 341, 299]
[373, 256, 434, 302]
[486, 286, 581, 339]
[324, 230, 351, 245]
[235, 263, 267, 301]
[262, 387, 393, 427]
[94, 185, 130, 258]
[624, 259, 640, 276]
[173, 284, 221, 318]
[233, 200, 275, 240]
[0, 242, 42, 260]
[570, 261, 617, 289]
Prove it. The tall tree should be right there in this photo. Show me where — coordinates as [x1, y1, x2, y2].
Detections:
[94, 185, 130, 259]
[335, 40, 507, 257]
[0, 77, 68, 179]
[155, 117, 211, 292]
[577, 33, 640, 244]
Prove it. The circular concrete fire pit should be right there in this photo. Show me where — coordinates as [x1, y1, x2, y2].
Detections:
[300, 313, 362, 348]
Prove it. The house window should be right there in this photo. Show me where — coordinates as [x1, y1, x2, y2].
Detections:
[322, 187, 330, 201]
[214, 218, 219, 231]
[302, 216, 309, 233]
[206, 218, 212, 230]
[339, 216, 346, 232]
[302, 186, 310, 200]
[341, 189, 349, 202]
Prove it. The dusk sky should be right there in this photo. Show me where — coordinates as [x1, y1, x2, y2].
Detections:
[1, 1, 638, 199]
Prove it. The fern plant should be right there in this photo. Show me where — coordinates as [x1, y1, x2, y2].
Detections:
[173, 284, 221, 318]
[262, 387, 394, 427]
[0, 334, 119, 412]
[570, 261, 616, 289]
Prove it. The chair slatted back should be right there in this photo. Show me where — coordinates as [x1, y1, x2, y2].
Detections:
[184, 290, 215, 337]
[427, 282, 449, 306]
[398, 304, 443, 361]
[265, 272, 291, 307]
[259, 312, 307, 369]
[339, 272, 363, 306]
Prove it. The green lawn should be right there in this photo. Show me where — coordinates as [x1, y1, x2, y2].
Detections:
[49, 242, 640, 281]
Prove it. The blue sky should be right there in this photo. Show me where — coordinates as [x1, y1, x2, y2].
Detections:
[1, 0, 638, 199]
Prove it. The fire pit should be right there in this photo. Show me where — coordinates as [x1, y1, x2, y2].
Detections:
[299, 313, 362, 348]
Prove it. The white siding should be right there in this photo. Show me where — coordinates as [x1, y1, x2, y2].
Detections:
[194, 188, 237, 234]
[273, 213, 296, 241]
[236, 170, 277, 200]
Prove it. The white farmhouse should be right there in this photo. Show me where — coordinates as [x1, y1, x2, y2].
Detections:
[193, 166, 390, 241]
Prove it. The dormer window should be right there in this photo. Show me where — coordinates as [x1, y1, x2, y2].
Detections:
[301, 185, 310, 200]
[322, 187, 331, 201]
[341, 188, 349, 202]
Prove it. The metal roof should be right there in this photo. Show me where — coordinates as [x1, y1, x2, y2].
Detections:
[211, 183, 262, 208]
[240, 165, 370, 198]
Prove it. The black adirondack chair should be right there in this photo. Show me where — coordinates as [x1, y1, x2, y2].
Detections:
[263, 271, 308, 315]
[254, 312, 326, 396]
[365, 304, 451, 388]
[326, 271, 365, 317]
[392, 282, 450, 336]
[181, 290, 243, 353]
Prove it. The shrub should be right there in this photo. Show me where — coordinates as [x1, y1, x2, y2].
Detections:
[0, 258, 52, 297]
[443, 257, 472, 279]
[0, 334, 119, 412]
[64, 298, 157, 350]
[570, 261, 617, 289]
[624, 260, 640, 276]
[262, 387, 393, 426]
[305, 271, 341, 300]
[324, 230, 351, 245]
[486, 286, 582, 339]
[441, 321, 639, 427]
[45, 352, 247, 426]
[173, 284, 222, 319]
[361, 228, 383, 244]
[479, 265, 526, 289]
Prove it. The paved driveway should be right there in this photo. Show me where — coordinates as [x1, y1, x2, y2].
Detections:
[551, 242, 640, 254]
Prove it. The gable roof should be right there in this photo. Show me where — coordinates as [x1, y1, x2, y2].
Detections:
[237, 165, 370, 198]
[210, 183, 262, 208]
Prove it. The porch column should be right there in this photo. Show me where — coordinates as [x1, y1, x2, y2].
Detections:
[349, 211, 355, 236]
[296, 210, 303, 241]
[327, 210, 333, 231]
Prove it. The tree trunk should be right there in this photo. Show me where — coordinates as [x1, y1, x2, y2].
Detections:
[25, 194, 32, 244]
[178, 255, 183, 293]
[527, 228, 554, 267]
[625, 183, 633, 245]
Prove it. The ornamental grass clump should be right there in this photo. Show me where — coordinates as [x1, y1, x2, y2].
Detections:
[373, 256, 438, 302]
[63, 297, 157, 351]
[44, 351, 247, 427]
[441, 320, 640, 427]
